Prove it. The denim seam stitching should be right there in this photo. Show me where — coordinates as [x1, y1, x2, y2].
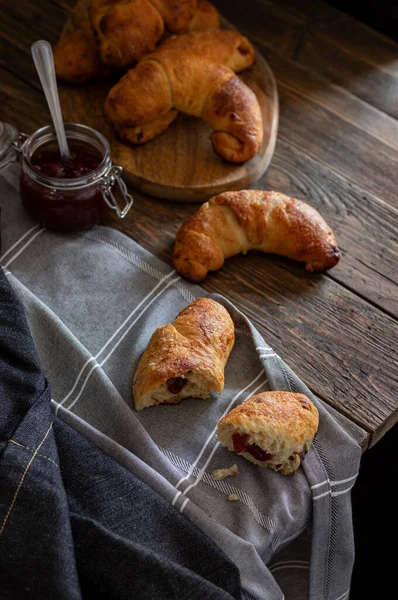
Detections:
[0, 422, 53, 536]
[8, 439, 59, 467]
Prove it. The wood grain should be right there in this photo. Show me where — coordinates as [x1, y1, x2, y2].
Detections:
[262, 141, 398, 320]
[0, 66, 50, 133]
[103, 186, 398, 447]
[280, 0, 398, 72]
[265, 50, 398, 152]
[276, 86, 398, 209]
[213, 0, 398, 118]
[296, 31, 398, 119]
[58, 7, 279, 202]
[2, 0, 398, 448]
[106, 133, 398, 320]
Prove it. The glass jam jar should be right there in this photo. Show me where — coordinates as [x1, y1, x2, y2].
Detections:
[1, 122, 133, 233]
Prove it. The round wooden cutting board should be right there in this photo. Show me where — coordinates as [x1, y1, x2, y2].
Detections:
[58, 4, 279, 203]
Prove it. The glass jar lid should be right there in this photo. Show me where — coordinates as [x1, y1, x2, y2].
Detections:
[0, 121, 20, 171]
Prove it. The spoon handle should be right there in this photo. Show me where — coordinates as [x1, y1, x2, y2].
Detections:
[31, 40, 71, 159]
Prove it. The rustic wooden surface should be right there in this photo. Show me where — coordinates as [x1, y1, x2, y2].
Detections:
[59, 58, 278, 203]
[1, 0, 398, 448]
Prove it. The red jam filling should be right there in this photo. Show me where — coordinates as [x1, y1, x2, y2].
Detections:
[20, 141, 108, 233]
[232, 433, 272, 462]
[30, 144, 102, 178]
[166, 377, 187, 394]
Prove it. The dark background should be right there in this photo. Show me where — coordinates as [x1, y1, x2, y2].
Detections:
[324, 2, 397, 598]
[327, 0, 398, 40]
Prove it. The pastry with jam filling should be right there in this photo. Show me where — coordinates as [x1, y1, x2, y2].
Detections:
[133, 297, 235, 410]
[217, 391, 319, 475]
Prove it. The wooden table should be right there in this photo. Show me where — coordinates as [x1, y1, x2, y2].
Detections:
[1, 0, 397, 450]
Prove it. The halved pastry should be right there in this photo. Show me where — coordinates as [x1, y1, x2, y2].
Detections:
[217, 391, 319, 475]
[133, 298, 235, 410]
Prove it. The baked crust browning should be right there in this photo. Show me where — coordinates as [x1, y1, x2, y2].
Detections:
[217, 391, 319, 475]
[54, 1, 220, 82]
[133, 298, 235, 410]
[188, 0, 219, 31]
[173, 190, 341, 281]
[90, 0, 199, 69]
[105, 50, 263, 162]
[114, 110, 179, 144]
[54, 25, 111, 83]
[204, 76, 263, 162]
[159, 30, 255, 72]
[90, 0, 165, 69]
[150, 0, 198, 32]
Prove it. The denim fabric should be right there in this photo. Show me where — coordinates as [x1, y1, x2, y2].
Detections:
[0, 266, 243, 600]
[1, 167, 367, 600]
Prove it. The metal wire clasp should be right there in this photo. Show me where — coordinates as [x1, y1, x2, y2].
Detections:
[0, 126, 28, 172]
[101, 165, 133, 219]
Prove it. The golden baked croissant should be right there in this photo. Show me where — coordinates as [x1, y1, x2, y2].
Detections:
[188, 0, 219, 31]
[217, 391, 319, 475]
[133, 298, 235, 410]
[54, 1, 218, 83]
[90, 0, 199, 69]
[54, 25, 110, 84]
[173, 190, 341, 281]
[105, 50, 263, 161]
[159, 30, 255, 72]
[109, 30, 257, 146]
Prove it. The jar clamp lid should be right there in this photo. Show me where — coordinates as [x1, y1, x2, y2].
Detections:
[0, 122, 25, 172]
[0, 121, 133, 220]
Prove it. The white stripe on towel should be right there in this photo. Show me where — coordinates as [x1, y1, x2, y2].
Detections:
[178, 378, 268, 511]
[65, 275, 180, 410]
[172, 370, 265, 502]
[61, 270, 176, 405]
[1, 226, 43, 268]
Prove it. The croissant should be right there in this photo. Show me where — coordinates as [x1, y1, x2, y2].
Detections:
[217, 392, 319, 475]
[54, 1, 218, 83]
[159, 30, 255, 72]
[188, 0, 219, 31]
[105, 50, 263, 161]
[133, 298, 235, 410]
[173, 190, 341, 281]
[54, 25, 110, 84]
[90, 0, 199, 69]
[109, 30, 256, 146]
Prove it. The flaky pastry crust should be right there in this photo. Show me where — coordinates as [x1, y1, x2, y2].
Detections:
[133, 298, 235, 410]
[90, 0, 199, 69]
[188, 0, 219, 31]
[217, 391, 319, 475]
[173, 190, 341, 281]
[105, 50, 263, 162]
[159, 30, 255, 72]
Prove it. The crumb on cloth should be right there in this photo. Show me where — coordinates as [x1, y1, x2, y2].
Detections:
[228, 494, 239, 501]
[212, 464, 239, 480]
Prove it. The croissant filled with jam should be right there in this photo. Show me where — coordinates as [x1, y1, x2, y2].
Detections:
[217, 391, 319, 475]
[133, 298, 235, 410]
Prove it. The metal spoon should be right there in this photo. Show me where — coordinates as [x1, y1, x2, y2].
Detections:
[31, 40, 72, 160]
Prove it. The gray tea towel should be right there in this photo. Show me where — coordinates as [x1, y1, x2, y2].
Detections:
[0, 164, 366, 600]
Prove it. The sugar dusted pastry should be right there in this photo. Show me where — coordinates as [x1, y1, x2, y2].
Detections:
[159, 30, 255, 72]
[173, 190, 341, 281]
[217, 391, 319, 475]
[133, 298, 235, 410]
[105, 50, 263, 162]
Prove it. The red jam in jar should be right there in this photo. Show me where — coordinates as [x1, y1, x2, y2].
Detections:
[19, 123, 132, 233]
[30, 143, 103, 179]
